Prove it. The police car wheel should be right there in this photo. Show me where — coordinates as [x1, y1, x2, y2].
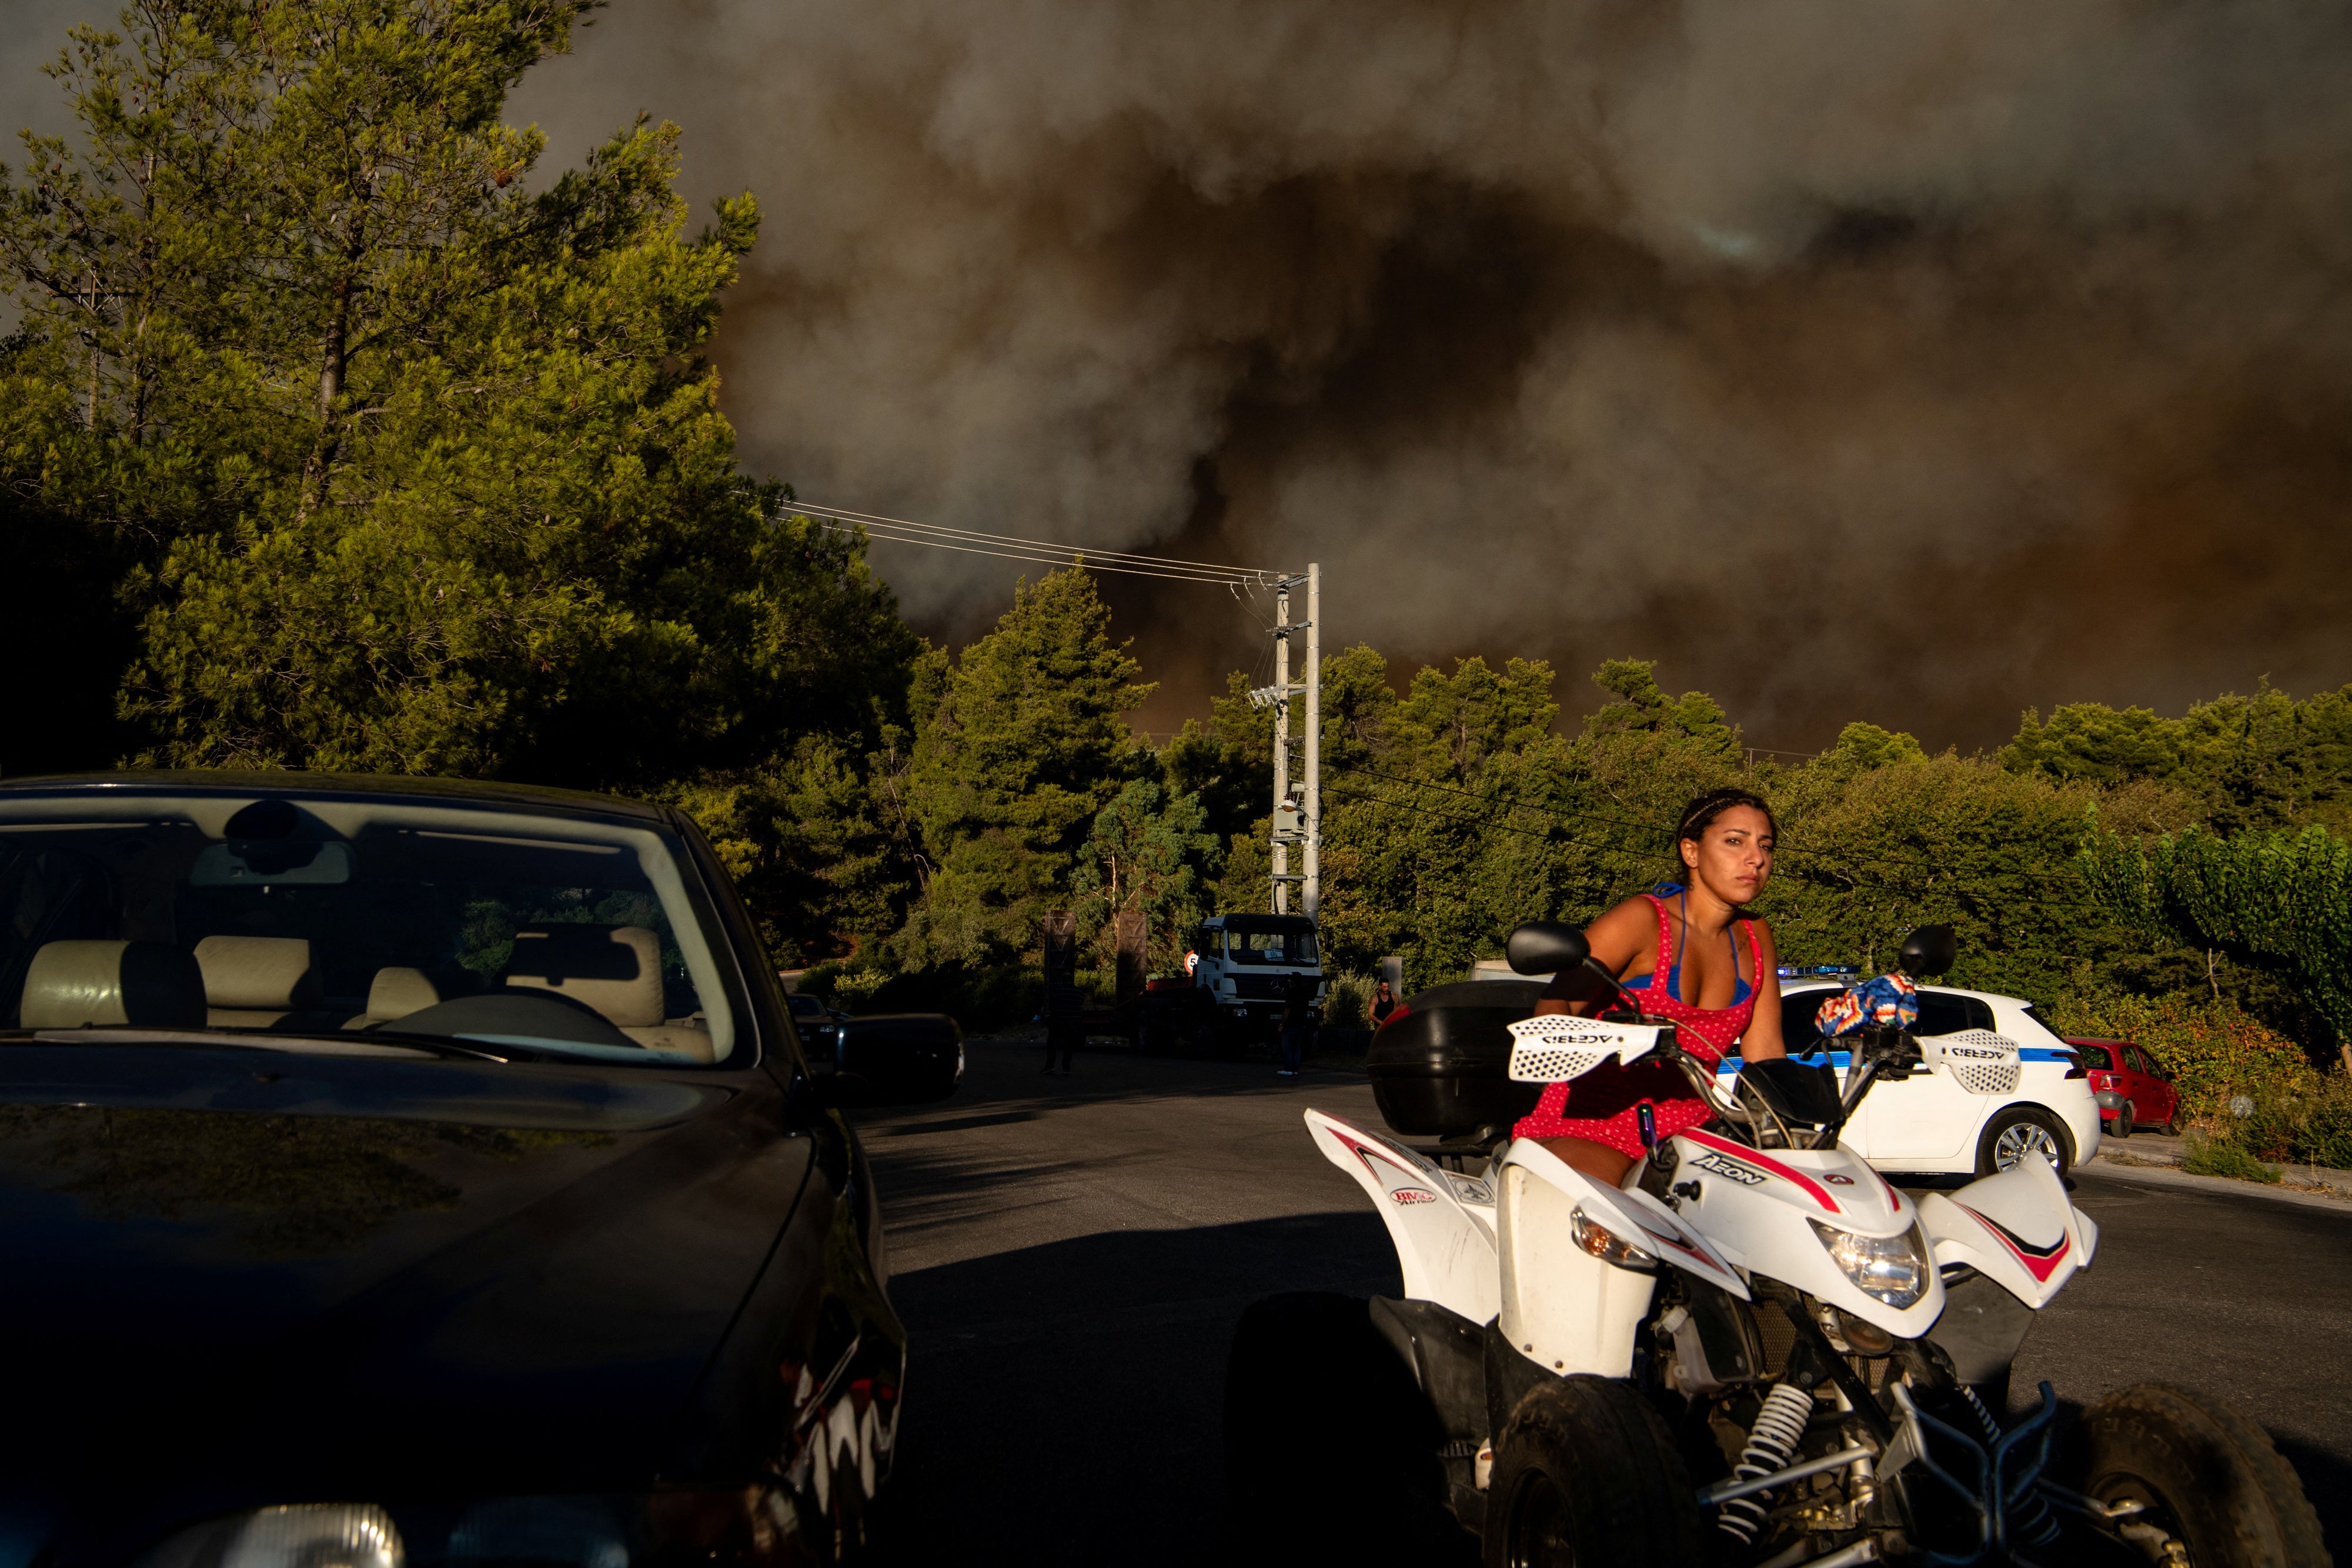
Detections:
[1978, 1106, 2072, 1178]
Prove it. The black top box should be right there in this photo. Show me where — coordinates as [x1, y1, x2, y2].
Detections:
[1365, 979, 1546, 1140]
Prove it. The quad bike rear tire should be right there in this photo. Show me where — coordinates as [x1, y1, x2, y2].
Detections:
[2070, 1382, 2327, 1568]
[1484, 1376, 1704, 1568]
[1222, 1292, 1471, 1564]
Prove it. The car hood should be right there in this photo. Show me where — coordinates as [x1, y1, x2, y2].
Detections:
[0, 1042, 813, 1559]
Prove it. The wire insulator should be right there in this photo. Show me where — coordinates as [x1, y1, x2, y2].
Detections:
[1718, 1379, 1815, 1544]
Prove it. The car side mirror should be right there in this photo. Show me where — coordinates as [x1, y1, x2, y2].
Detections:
[815, 1012, 964, 1106]
[1507, 921, 1590, 977]
[1896, 924, 1957, 979]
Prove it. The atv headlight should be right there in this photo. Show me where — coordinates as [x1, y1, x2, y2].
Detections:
[1809, 1218, 1929, 1309]
[1571, 1206, 1659, 1271]
[142, 1505, 402, 1568]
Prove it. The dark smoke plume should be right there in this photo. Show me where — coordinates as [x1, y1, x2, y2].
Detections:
[19, 0, 2351, 746]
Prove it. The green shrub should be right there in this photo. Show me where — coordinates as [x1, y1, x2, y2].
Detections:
[2233, 1073, 2352, 1169]
[2180, 1133, 2282, 1183]
[1324, 972, 1375, 1029]
[2040, 992, 2316, 1119]
[797, 960, 846, 1001]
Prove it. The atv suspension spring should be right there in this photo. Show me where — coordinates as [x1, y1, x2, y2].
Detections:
[1718, 1379, 1815, 1544]
[1957, 1383, 2059, 1547]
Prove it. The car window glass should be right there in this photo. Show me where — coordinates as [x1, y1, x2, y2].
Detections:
[1779, 990, 1833, 1055]
[0, 794, 741, 1065]
[2076, 1044, 2113, 1070]
[1915, 991, 1994, 1035]
[789, 994, 823, 1017]
[2124, 1045, 2150, 1074]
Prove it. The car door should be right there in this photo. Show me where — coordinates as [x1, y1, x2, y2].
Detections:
[2124, 1044, 2174, 1126]
[1863, 989, 1990, 1164]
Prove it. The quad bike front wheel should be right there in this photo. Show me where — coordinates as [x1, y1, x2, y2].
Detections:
[1484, 1376, 1703, 1568]
[2069, 1382, 2327, 1568]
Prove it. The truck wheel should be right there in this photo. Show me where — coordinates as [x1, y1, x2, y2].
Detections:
[1484, 1376, 1703, 1568]
[1222, 1293, 1462, 1561]
[2069, 1383, 2326, 1568]
[1978, 1106, 2073, 1176]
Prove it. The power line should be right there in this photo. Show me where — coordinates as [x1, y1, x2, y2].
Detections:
[784, 501, 1289, 586]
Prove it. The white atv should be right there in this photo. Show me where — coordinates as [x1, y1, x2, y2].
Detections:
[1225, 923, 2324, 1568]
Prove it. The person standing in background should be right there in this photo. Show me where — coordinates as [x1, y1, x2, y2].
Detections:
[1369, 978, 1399, 1026]
[1278, 972, 1317, 1077]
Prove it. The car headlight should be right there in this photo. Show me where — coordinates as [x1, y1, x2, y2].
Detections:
[143, 1505, 401, 1568]
[1809, 1218, 1930, 1309]
[1571, 1206, 1659, 1271]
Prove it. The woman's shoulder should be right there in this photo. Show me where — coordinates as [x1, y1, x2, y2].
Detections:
[1598, 891, 1666, 922]
[1590, 894, 1667, 947]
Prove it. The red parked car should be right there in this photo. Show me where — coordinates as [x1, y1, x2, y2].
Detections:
[2064, 1036, 2184, 1137]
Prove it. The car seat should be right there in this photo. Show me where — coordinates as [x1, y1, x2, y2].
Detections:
[19, 940, 207, 1029]
[344, 967, 445, 1029]
[192, 935, 321, 1027]
[503, 924, 714, 1062]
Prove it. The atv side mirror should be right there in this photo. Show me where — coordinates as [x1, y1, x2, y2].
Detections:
[1897, 924, 1958, 979]
[1507, 921, 1590, 977]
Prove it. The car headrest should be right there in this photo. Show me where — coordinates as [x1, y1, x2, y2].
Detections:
[505, 924, 665, 1028]
[192, 935, 320, 1010]
[364, 967, 443, 1021]
[19, 940, 207, 1029]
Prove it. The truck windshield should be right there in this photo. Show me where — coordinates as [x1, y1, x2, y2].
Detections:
[1228, 927, 1318, 965]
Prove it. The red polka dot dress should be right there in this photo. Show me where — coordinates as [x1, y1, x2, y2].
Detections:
[1511, 893, 1762, 1158]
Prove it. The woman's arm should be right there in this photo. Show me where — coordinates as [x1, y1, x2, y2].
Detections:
[1533, 898, 1656, 1018]
[1738, 918, 1788, 1062]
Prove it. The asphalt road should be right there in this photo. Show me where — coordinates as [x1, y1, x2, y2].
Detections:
[854, 1037, 2352, 1564]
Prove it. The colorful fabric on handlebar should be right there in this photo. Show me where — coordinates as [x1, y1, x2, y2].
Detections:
[1813, 972, 1918, 1035]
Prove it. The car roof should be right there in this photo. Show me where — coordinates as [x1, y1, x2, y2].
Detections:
[0, 769, 670, 828]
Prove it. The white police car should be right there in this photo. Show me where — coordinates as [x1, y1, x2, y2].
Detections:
[1724, 972, 2102, 1177]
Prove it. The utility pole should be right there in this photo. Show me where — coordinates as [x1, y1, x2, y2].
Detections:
[1304, 561, 1320, 918]
[1250, 564, 1319, 918]
[1271, 579, 1291, 914]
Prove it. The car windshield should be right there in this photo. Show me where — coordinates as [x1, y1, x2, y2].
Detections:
[788, 995, 824, 1018]
[0, 790, 744, 1066]
[2075, 1044, 2113, 1070]
[1225, 924, 1318, 965]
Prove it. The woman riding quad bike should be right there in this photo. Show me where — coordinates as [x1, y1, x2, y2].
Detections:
[1225, 793, 2324, 1568]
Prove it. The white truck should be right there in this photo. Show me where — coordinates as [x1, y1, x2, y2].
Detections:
[1186, 912, 1324, 1048]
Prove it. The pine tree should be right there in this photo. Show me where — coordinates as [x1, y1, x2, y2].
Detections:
[1, 1, 916, 788]
[897, 567, 1154, 963]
